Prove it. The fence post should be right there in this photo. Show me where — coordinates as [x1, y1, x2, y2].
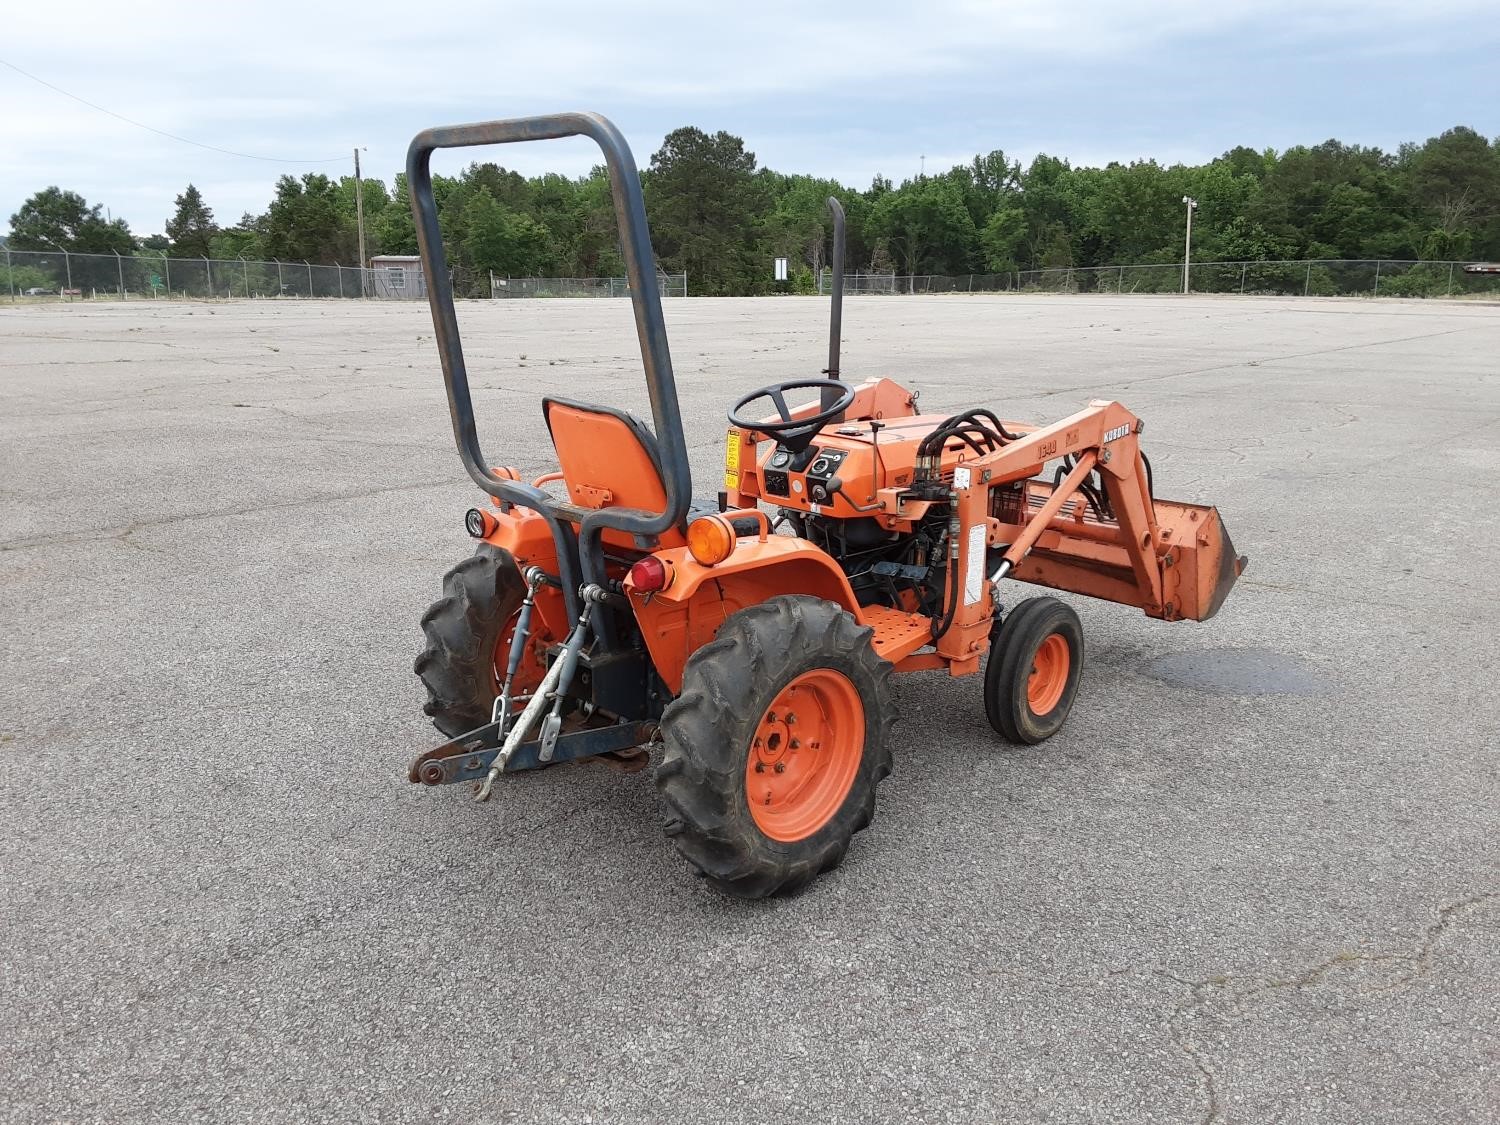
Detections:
[204, 256, 212, 298]
[1239, 262, 1247, 294]
[337, 262, 344, 299]
[113, 249, 124, 299]
[240, 256, 250, 298]
[275, 259, 283, 296]
[1373, 260, 1381, 297]
[683, 272, 689, 298]
[1303, 261, 1311, 297]
[5, 245, 12, 303]
[162, 254, 171, 296]
[1447, 261, 1455, 297]
[304, 260, 312, 298]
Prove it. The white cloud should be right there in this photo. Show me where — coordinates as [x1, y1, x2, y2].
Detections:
[3, 0, 1494, 231]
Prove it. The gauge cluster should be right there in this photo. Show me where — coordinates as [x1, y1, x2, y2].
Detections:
[761, 444, 849, 504]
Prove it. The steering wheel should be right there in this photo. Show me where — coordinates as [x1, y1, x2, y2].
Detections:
[728, 378, 857, 454]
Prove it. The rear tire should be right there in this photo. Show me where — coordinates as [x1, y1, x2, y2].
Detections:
[656, 595, 896, 898]
[984, 596, 1084, 745]
[414, 545, 525, 737]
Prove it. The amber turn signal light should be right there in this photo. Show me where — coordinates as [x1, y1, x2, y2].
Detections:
[686, 515, 736, 566]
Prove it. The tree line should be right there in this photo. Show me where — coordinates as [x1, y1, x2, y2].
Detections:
[7, 124, 1497, 297]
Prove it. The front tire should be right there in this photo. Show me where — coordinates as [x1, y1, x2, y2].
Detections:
[984, 596, 1084, 744]
[656, 595, 896, 898]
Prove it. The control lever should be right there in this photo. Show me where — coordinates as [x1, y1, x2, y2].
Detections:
[819, 475, 883, 513]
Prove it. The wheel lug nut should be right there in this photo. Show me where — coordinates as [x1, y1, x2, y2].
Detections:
[774, 762, 786, 773]
[755, 762, 765, 773]
[789, 739, 800, 749]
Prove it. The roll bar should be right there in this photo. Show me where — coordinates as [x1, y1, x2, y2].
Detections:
[405, 112, 692, 545]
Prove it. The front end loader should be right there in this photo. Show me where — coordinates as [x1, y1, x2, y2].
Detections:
[404, 112, 1246, 898]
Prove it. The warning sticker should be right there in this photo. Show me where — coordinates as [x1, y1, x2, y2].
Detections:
[964, 524, 987, 606]
[724, 428, 741, 488]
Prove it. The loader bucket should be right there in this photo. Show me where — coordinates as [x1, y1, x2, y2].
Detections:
[1155, 499, 1248, 621]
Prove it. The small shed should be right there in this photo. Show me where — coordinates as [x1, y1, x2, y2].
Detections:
[369, 255, 426, 299]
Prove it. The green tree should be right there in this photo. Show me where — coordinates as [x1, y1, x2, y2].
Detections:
[373, 173, 419, 255]
[165, 184, 218, 259]
[261, 174, 353, 264]
[567, 167, 625, 277]
[463, 188, 551, 277]
[7, 186, 132, 255]
[646, 127, 770, 295]
[980, 207, 1027, 271]
[765, 174, 844, 275]
[1405, 126, 1499, 259]
[210, 213, 266, 261]
[335, 175, 392, 260]
[871, 176, 978, 275]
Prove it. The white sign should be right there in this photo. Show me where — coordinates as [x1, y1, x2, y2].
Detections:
[774, 257, 789, 282]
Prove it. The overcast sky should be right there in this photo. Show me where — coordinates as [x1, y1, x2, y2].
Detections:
[3, 0, 1495, 236]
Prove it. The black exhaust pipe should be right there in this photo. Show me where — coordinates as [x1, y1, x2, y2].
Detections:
[824, 196, 846, 415]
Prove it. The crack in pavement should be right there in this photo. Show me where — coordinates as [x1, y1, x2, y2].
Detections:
[0, 477, 458, 553]
[1157, 891, 1495, 1124]
[1, 794, 613, 1068]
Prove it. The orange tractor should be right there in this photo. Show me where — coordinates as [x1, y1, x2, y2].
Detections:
[407, 113, 1246, 897]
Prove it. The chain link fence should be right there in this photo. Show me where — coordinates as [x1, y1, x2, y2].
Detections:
[818, 260, 1500, 299]
[491, 272, 689, 299]
[0, 249, 695, 304]
[1, 248, 388, 301]
[6, 247, 1497, 303]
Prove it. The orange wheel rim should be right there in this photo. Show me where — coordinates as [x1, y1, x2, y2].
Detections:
[745, 669, 865, 842]
[1027, 633, 1070, 714]
[492, 611, 547, 703]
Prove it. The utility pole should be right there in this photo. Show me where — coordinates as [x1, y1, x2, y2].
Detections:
[354, 147, 368, 296]
[1181, 196, 1198, 294]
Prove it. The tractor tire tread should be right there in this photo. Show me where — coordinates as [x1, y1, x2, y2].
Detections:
[415, 544, 524, 737]
[656, 594, 896, 899]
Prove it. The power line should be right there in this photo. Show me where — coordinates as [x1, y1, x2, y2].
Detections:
[0, 56, 346, 165]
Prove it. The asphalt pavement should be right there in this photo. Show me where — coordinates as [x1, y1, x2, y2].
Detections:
[2, 293, 1496, 1123]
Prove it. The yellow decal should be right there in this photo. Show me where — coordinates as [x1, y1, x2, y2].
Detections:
[724, 428, 741, 488]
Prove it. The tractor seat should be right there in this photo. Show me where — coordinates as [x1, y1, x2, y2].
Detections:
[542, 397, 758, 550]
[543, 397, 669, 515]
[543, 396, 690, 550]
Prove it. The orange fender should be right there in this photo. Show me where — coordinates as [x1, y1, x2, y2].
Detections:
[625, 537, 862, 693]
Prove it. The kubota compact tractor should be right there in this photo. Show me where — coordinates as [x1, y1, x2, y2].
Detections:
[407, 113, 1246, 897]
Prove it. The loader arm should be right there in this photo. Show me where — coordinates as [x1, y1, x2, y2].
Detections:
[952, 401, 1245, 636]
